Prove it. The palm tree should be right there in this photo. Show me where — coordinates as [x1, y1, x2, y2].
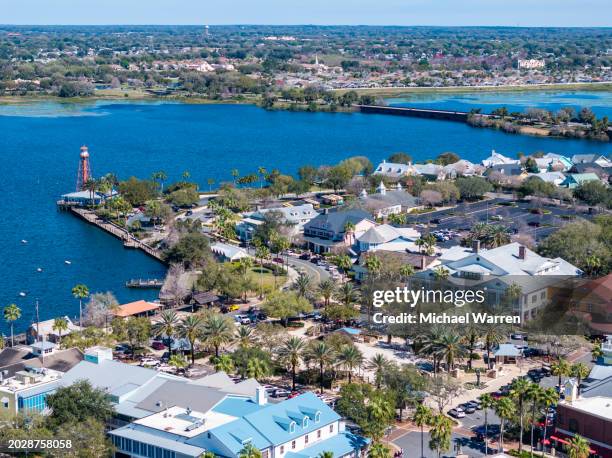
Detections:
[368, 353, 390, 389]
[152, 310, 180, 351]
[399, 264, 415, 280]
[432, 266, 449, 282]
[495, 397, 516, 453]
[483, 324, 504, 369]
[336, 282, 359, 308]
[368, 443, 390, 458]
[364, 253, 383, 279]
[246, 357, 270, 380]
[462, 324, 481, 371]
[429, 413, 452, 458]
[214, 354, 234, 374]
[334, 254, 352, 278]
[337, 345, 363, 383]
[436, 332, 467, 371]
[238, 442, 261, 458]
[488, 225, 511, 248]
[231, 169, 240, 185]
[236, 325, 254, 349]
[84, 178, 98, 208]
[151, 170, 167, 192]
[480, 393, 495, 456]
[318, 279, 336, 309]
[71, 284, 89, 327]
[207, 178, 216, 192]
[551, 358, 570, 391]
[277, 336, 306, 391]
[178, 315, 203, 365]
[307, 341, 336, 394]
[540, 388, 559, 450]
[413, 404, 433, 458]
[52, 317, 69, 347]
[567, 434, 591, 458]
[343, 221, 356, 246]
[201, 313, 234, 358]
[257, 166, 267, 188]
[255, 245, 270, 299]
[318, 452, 334, 458]
[510, 377, 531, 452]
[3, 304, 21, 347]
[182, 170, 191, 181]
[571, 362, 590, 396]
[168, 354, 188, 374]
[526, 383, 543, 456]
[292, 274, 311, 299]
[417, 326, 445, 374]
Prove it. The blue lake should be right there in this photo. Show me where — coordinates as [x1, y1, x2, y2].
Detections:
[388, 90, 612, 117]
[0, 97, 610, 333]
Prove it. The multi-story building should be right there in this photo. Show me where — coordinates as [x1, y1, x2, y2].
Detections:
[109, 389, 369, 458]
[236, 204, 318, 242]
[411, 242, 582, 321]
[303, 209, 375, 254]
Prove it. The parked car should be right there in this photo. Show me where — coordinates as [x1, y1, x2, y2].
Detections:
[448, 408, 466, 418]
[151, 341, 166, 350]
[490, 215, 503, 221]
[272, 389, 291, 398]
[460, 403, 476, 414]
[299, 253, 311, 260]
[273, 257, 284, 264]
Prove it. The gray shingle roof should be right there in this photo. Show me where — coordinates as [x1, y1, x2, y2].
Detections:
[304, 209, 371, 234]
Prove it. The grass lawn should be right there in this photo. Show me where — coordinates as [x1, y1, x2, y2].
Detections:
[249, 266, 287, 293]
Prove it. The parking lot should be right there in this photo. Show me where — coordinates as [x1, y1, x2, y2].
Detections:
[408, 196, 594, 243]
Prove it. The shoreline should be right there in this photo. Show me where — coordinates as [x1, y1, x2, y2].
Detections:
[1, 81, 611, 106]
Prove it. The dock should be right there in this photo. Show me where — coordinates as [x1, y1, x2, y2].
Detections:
[126, 278, 164, 289]
[69, 207, 166, 263]
[357, 104, 474, 122]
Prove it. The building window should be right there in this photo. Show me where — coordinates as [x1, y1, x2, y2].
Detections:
[317, 430, 321, 439]
[291, 441, 296, 449]
[569, 418, 579, 433]
[262, 450, 269, 458]
[540, 291, 546, 300]
[329, 424, 334, 433]
[305, 435, 309, 444]
[280, 446, 284, 454]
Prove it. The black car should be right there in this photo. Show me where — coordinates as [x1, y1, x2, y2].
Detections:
[430, 218, 441, 224]
[299, 253, 311, 260]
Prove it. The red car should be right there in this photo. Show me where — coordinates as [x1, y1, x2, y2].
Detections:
[273, 257, 284, 263]
[151, 341, 166, 350]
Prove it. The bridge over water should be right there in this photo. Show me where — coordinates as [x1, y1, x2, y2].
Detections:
[357, 104, 478, 122]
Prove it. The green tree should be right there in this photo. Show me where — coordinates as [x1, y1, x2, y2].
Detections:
[368, 353, 390, 389]
[126, 316, 151, 357]
[168, 353, 188, 374]
[510, 377, 531, 452]
[568, 434, 591, 458]
[238, 442, 262, 458]
[52, 317, 69, 347]
[45, 380, 114, 428]
[152, 310, 180, 351]
[151, 170, 168, 192]
[414, 404, 433, 458]
[307, 341, 336, 393]
[480, 393, 495, 456]
[428, 413, 453, 458]
[574, 180, 611, 207]
[292, 273, 311, 299]
[494, 397, 516, 453]
[262, 291, 312, 327]
[526, 383, 543, 456]
[337, 345, 364, 383]
[179, 314, 204, 365]
[163, 232, 211, 267]
[572, 362, 590, 396]
[551, 358, 571, 391]
[318, 279, 336, 309]
[456, 176, 492, 201]
[387, 152, 412, 165]
[71, 283, 89, 327]
[3, 304, 21, 347]
[368, 443, 391, 458]
[213, 354, 235, 374]
[277, 336, 306, 390]
[201, 312, 235, 358]
[118, 177, 158, 206]
[246, 357, 271, 380]
[51, 418, 113, 458]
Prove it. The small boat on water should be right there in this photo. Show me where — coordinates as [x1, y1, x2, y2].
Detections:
[64, 260, 72, 265]
[21, 240, 28, 244]
[36, 267, 43, 272]
[19, 292, 26, 297]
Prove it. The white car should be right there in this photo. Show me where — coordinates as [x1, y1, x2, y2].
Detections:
[448, 408, 466, 418]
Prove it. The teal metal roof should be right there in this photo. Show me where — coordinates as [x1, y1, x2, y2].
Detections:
[284, 432, 370, 458]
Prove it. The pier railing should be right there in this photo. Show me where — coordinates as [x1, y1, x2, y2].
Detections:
[70, 208, 165, 263]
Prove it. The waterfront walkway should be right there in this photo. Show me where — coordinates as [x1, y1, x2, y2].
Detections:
[70, 207, 165, 262]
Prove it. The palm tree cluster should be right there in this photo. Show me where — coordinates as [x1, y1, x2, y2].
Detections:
[463, 222, 511, 249]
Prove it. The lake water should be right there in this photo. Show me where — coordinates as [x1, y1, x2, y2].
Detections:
[387, 90, 612, 117]
[0, 94, 611, 333]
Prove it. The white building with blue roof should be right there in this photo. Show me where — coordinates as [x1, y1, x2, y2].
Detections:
[109, 389, 369, 458]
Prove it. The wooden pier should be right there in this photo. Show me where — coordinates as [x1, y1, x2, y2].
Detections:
[69, 207, 165, 263]
[126, 278, 164, 288]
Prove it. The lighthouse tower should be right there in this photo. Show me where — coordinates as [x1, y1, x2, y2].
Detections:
[76, 145, 92, 191]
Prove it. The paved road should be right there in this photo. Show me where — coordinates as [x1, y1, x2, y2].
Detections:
[392, 430, 490, 458]
[286, 256, 330, 283]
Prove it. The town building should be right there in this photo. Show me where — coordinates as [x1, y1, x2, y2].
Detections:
[481, 151, 520, 168]
[0, 345, 83, 415]
[27, 315, 82, 343]
[236, 204, 317, 242]
[358, 182, 420, 219]
[113, 300, 162, 319]
[518, 59, 545, 69]
[560, 172, 601, 189]
[303, 209, 375, 254]
[211, 242, 250, 262]
[571, 154, 612, 168]
[411, 242, 582, 321]
[109, 390, 369, 458]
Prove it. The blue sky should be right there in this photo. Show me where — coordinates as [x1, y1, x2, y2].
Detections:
[1, 0, 610, 26]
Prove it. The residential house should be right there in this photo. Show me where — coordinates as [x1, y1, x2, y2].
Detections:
[109, 390, 369, 458]
[560, 173, 601, 189]
[571, 154, 612, 168]
[411, 242, 582, 321]
[526, 171, 566, 186]
[443, 160, 483, 177]
[303, 209, 375, 254]
[236, 204, 317, 242]
[413, 163, 448, 181]
[541, 153, 573, 171]
[481, 151, 520, 168]
[569, 162, 611, 182]
[358, 182, 420, 219]
[27, 316, 81, 344]
[373, 160, 416, 179]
